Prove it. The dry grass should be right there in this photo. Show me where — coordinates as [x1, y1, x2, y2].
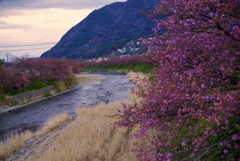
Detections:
[23, 102, 138, 161]
[0, 131, 32, 160]
[0, 74, 99, 160]
[1, 72, 147, 160]
[21, 72, 143, 161]
[36, 113, 70, 136]
[0, 113, 70, 160]
[127, 71, 146, 85]
[76, 74, 99, 84]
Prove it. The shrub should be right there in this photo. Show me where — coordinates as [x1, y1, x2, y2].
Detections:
[54, 81, 67, 92]
[63, 76, 77, 87]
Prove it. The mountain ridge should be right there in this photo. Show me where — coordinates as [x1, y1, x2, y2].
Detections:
[41, 0, 160, 59]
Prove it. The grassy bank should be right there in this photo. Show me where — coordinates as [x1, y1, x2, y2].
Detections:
[0, 77, 77, 106]
[83, 63, 154, 73]
[0, 74, 99, 108]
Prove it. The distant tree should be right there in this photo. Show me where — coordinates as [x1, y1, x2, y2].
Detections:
[0, 58, 82, 93]
[0, 59, 5, 66]
[63, 59, 82, 74]
[17, 58, 74, 82]
[0, 67, 30, 91]
[114, 0, 240, 160]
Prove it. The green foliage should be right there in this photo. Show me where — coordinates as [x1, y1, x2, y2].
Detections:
[202, 117, 240, 160]
[0, 59, 4, 66]
[63, 76, 77, 87]
[2, 76, 76, 97]
[0, 94, 5, 101]
[28, 80, 48, 90]
[0, 83, 5, 101]
[44, 93, 52, 97]
[4, 80, 47, 95]
[84, 63, 154, 73]
[4, 86, 19, 95]
[55, 81, 67, 92]
[235, 73, 240, 78]
[47, 79, 56, 86]
[170, 117, 240, 160]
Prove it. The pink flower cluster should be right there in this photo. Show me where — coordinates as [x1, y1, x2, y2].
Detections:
[114, 0, 240, 160]
[0, 58, 82, 92]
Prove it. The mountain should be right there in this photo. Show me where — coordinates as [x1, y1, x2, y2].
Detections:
[41, 0, 160, 59]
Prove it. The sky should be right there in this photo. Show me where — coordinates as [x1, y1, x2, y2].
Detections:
[0, 0, 126, 60]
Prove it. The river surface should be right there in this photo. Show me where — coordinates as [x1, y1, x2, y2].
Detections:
[0, 73, 136, 141]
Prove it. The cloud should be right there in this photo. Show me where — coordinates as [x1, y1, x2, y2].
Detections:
[0, 8, 94, 57]
[0, 9, 24, 17]
[0, 0, 127, 57]
[0, 0, 126, 17]
[0, 20, 33, 29]
[0, 0, 126, 10]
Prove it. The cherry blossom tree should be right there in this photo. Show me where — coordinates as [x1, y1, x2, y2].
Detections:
[115, 0, 240, 160]
[17, 58, 81, 82]
[0, 58, 82, 94]
[0, 66, 29, 91]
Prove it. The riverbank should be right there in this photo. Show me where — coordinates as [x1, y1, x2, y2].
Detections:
[0, 72, 142, 161]
[0, 74, 99, 114]
[2, 101, 139, 161]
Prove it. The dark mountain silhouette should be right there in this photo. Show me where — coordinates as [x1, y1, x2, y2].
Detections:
[41, 0, 160, 59]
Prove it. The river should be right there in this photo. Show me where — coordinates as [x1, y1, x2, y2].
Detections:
[0, 73, 136, 141]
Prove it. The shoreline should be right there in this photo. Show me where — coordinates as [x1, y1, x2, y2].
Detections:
[0, 73, 99, 114]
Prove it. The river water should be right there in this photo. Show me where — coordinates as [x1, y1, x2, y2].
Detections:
[0, 73, 136, 141]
